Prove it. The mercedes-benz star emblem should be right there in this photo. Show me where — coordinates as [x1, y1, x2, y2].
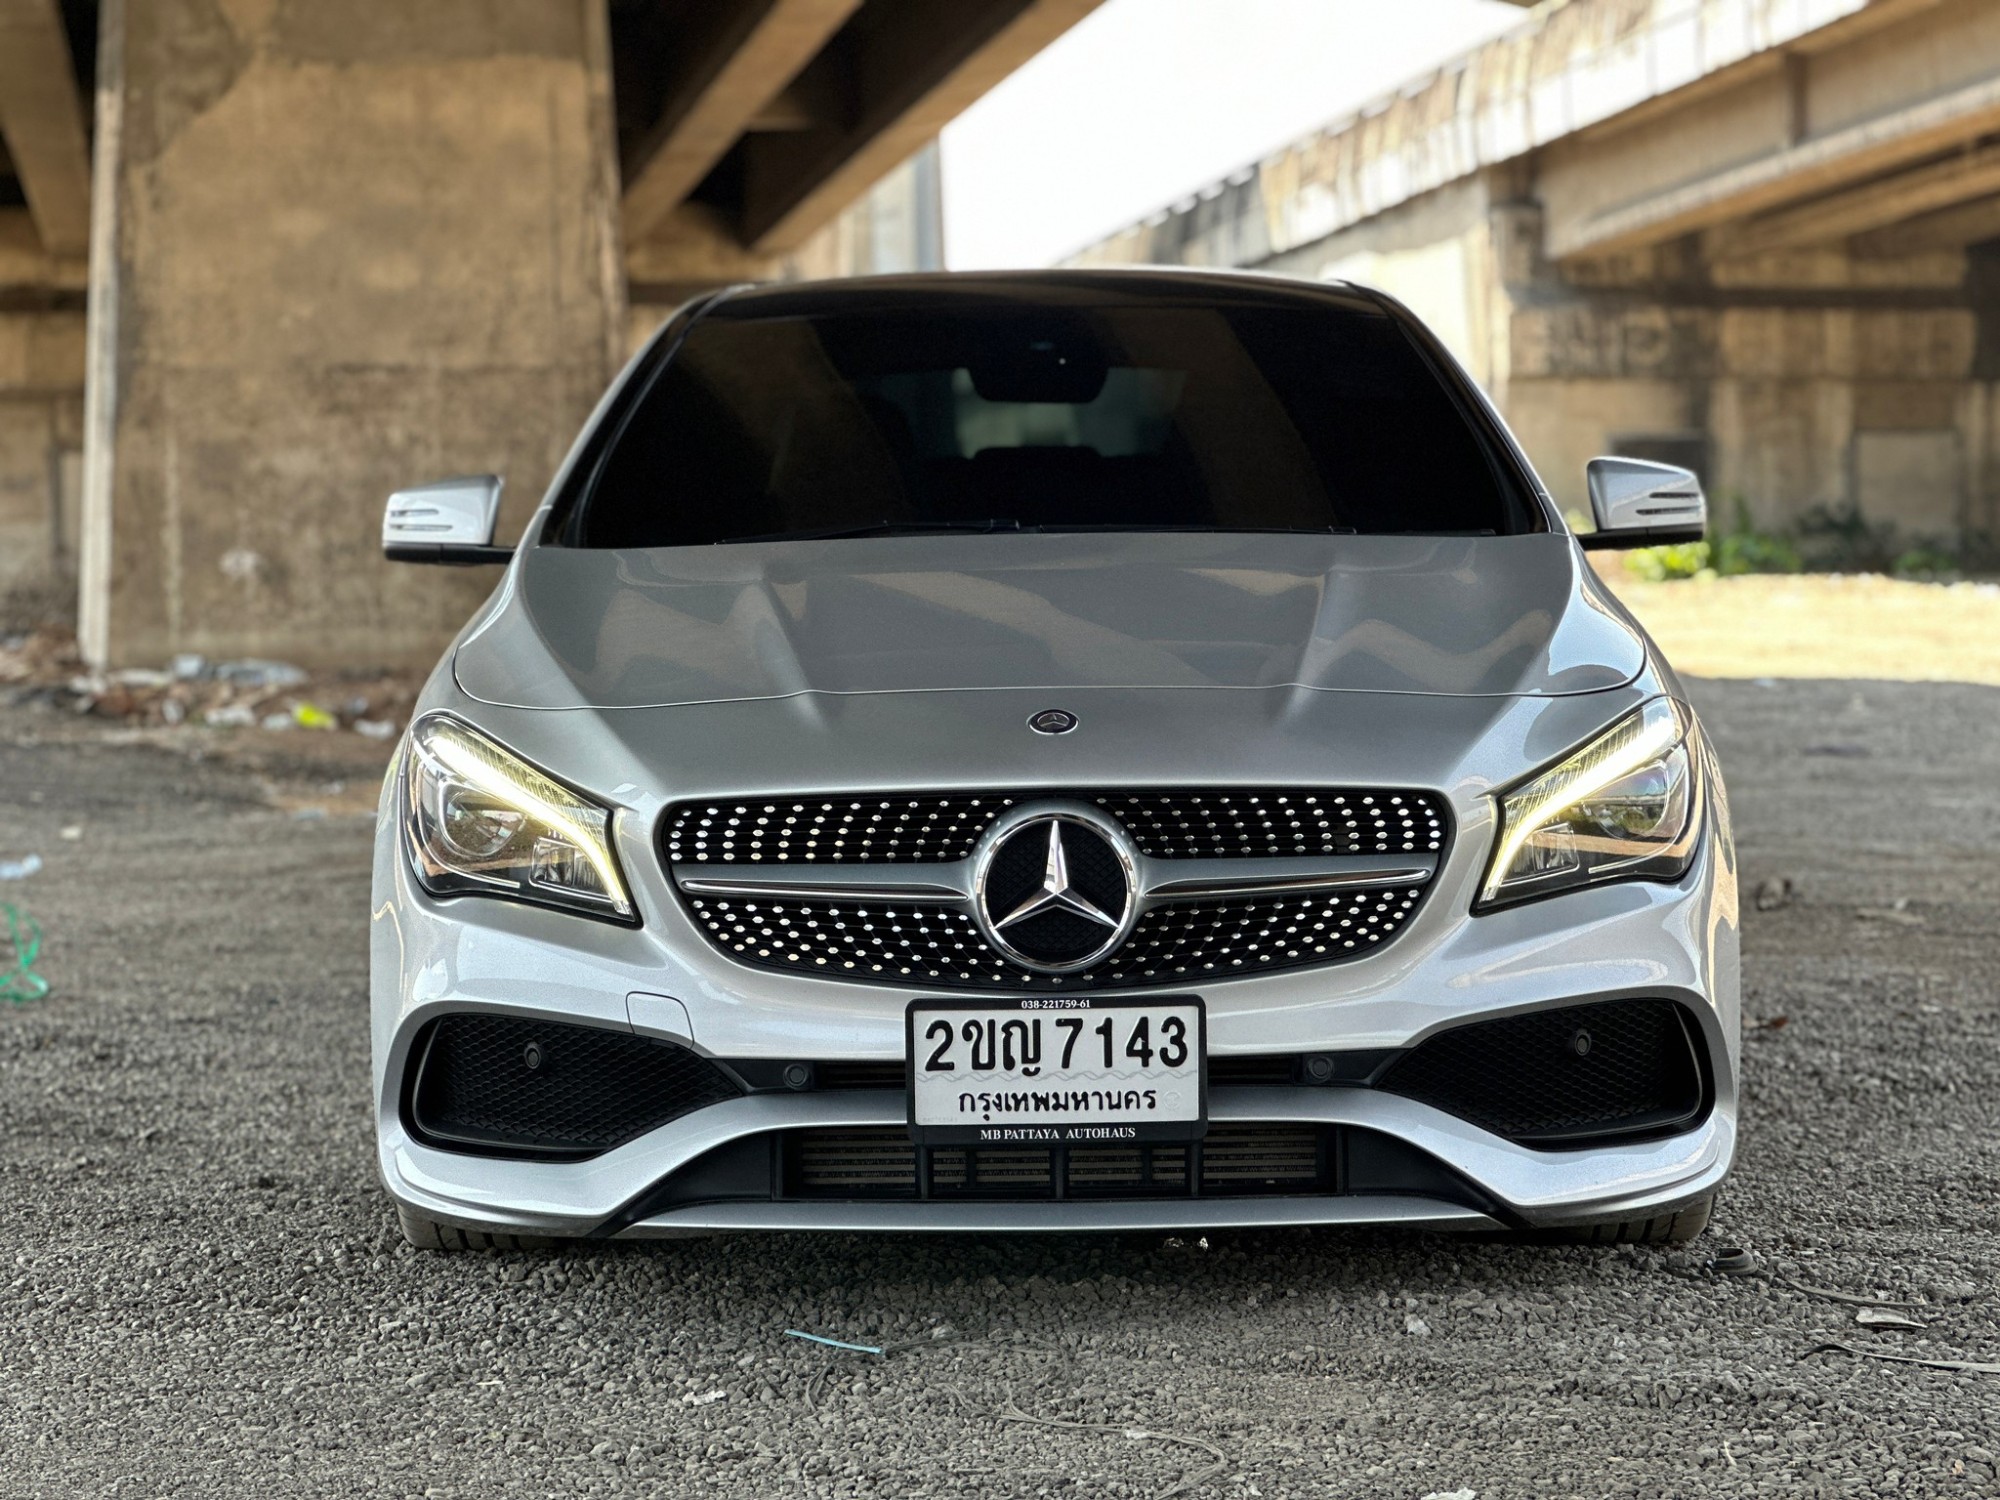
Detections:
[1027, 708, 1078, 735]
[971, 802, 1139, 973]
[995, 821, 1119, 931]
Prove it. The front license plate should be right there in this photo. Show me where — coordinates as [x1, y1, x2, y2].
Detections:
[906, 996, 1206, 1146]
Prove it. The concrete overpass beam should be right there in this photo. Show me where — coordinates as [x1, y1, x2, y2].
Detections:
[1547, 71, 2000, 260]
[1544, 0, 2000, 261]
[1854, 195, 2000, 257]
[620, 0, 863, 248]
[741, 0, 1104, 254]
[0, 0, 92, 259]
[1717, 145, 2000, 259]
[747, 68, 849, 132]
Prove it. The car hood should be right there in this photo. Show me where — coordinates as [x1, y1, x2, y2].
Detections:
[453, 531, 1646, 710]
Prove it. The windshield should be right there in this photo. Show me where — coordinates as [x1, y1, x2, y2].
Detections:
[570, 297, 1539, 547]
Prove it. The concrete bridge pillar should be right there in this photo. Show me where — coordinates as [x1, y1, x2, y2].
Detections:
[1498, 219, 1996, 546]
[78, 0, 626, 668]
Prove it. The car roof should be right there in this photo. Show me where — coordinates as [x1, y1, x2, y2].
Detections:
[701, 267, 1386, 320]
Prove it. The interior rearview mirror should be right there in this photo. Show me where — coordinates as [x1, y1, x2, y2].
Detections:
[383, 475, 513, 565]
[1578, 457, 1707, 550]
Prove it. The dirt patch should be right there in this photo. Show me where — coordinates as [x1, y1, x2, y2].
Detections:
[3, 678, 1999, 1497]
[1605, 573, 2000, 685]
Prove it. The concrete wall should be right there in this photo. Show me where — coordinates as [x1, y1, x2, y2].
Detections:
[1511, 244, 1993, 534]
[0, 209, 85, 627]
[1093, 159, 1999, 538]
[1258, 176, 1504, 389]
[0, 309, 85, 626]
[79, 0, 627, 668]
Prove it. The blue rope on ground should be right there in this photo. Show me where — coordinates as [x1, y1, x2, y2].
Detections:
[784, 1330, 885, 1355]
[0, 903, 48, 1002]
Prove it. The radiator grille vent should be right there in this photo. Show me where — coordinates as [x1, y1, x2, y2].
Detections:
[686, 884, 1425, 989]
[785, 1122, 1328, 1199]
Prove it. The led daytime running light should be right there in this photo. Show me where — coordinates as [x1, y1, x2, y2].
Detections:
[408, 718, 633, 920]
[1483, 700, 1691, 908]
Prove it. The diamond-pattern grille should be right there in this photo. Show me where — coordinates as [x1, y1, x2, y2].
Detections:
[662, 788, 1446, 864]
[685, 884, 1427, 989]
[1101, 792, 1444, 859]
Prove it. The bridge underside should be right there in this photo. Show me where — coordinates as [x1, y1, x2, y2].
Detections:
[1079, 0, 2000, 558]
[0, 0, 1100, 666]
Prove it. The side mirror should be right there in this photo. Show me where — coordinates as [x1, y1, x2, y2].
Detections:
[383, 475, 513, 565]
[1578, 457, 1707, 550]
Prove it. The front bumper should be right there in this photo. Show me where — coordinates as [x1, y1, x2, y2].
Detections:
[372, 772, 1740, 1238]
[383, 1082, 1733, 1239]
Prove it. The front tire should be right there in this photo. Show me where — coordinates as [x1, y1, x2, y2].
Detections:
[396, 1203, 562, 1252]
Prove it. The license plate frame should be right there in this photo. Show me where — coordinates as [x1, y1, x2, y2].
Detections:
[905, 995, 1208, 1147]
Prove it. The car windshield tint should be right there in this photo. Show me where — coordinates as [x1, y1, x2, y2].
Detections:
[573, 300, 1536, 547]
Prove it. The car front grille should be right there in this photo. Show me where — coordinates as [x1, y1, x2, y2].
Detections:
[684, 883, 1426, 989]
[1377, 998, 1707, 1145]
[663, 786, 1448, 990]
[662, 788, 1447, 864]
[783, 1123, 1330, 1199]
[405, 1014, 742, 1160]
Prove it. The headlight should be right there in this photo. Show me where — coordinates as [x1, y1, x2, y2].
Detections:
[403, 717, 635, 922]
[1478, 698, 1701, 910]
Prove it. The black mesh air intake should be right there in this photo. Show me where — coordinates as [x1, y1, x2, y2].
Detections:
[1377, 999, 1707, 1147]
[407, 1014, 742, 1160]
[781, 1122, 1333, 1200]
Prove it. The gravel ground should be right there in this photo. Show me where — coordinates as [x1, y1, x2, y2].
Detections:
[2, 678, 1997, 1499]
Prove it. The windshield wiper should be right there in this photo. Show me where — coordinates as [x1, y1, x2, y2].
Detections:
[716, 519, 1043, 544]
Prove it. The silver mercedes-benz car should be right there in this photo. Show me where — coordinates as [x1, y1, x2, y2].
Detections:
[372, 270, 1736, 1251]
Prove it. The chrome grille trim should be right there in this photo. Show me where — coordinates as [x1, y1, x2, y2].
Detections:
[676, 866, 968, 904]
[674, 852, 1436, 911]
[1132, 854, 1436, 902]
